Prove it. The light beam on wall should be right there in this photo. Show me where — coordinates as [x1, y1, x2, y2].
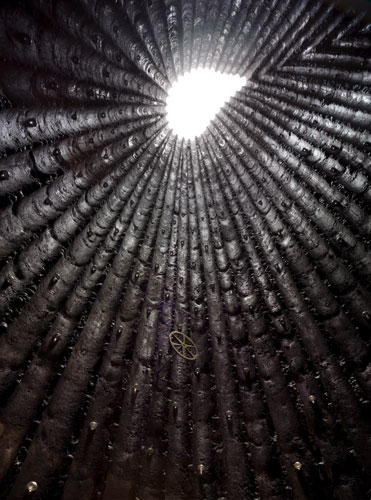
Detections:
[166, 69, 246, 140]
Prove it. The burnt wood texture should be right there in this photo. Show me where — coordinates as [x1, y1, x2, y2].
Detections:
[0, 0, 370, 499]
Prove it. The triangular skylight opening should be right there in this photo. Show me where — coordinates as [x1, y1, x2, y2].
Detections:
[166, 69, 246, 140]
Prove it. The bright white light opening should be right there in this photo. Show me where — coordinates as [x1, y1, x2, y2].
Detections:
[166, 69, 246, 140]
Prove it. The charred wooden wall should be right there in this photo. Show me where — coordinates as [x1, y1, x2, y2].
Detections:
[0, 1, 370, 499]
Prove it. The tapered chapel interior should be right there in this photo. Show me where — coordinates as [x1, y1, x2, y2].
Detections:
[0, 0, 371, 499]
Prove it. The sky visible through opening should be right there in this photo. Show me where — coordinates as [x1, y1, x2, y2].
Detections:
[166, 68, 246, 140]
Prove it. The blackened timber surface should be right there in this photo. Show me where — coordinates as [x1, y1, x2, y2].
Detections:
[0, 1, 370, 499]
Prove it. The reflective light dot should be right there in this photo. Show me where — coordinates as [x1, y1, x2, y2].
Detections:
[26, 481, 38, 493]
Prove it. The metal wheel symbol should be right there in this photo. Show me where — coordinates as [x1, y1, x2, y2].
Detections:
[169, 331, 198, 360]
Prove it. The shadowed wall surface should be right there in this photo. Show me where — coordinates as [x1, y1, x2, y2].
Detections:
[0, 1, 371, 499]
